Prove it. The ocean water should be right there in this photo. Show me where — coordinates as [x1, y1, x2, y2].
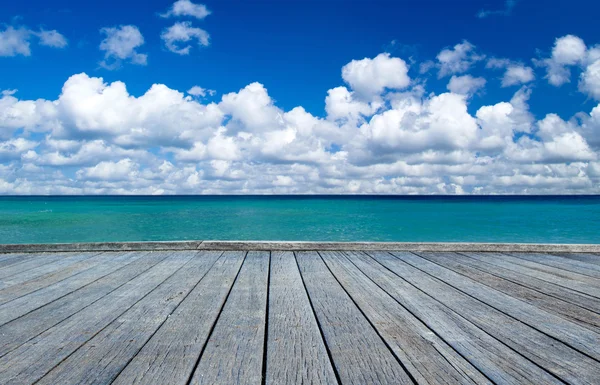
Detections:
[0, 195, 599, 244]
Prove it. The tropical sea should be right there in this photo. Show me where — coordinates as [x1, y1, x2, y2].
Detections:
[0, 195, 599, 244]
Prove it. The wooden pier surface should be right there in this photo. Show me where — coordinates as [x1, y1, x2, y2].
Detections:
[0, 248, 599, 384]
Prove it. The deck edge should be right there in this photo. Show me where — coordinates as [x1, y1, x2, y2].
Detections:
[1, 241, 599, 253]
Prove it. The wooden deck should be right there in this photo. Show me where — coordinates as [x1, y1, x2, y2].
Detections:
[0, 249, 599, 384]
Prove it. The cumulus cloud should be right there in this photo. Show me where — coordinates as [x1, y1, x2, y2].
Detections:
[436, 40, 484, 78]
[486, 58, 535, 87]
[446, 75, 486, 96]
[1, 50, 600, 194]
[161, 21, 209, 55]
[160, 0, 211, 19]
[0, 24, 67, 56]
[99, 25, 147, 69]
[188, 86, 216, 97]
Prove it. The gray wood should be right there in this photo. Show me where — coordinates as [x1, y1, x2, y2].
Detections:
[320, 251, 491, 385]
[265, 251, 338, 385]
[0, 251, 166, 358]
[345, 251, 561, 385]
[0, 251, 194, 385]
[0, 252, 141, 326]
[295, 251, 414, 385]
[372, 251, 600, 385]
[463, 252, 600, 309]
[552, 252, 600, 265]
[0, 253, 36, 269]
[507, 252, 600, 279]
[417, 252, 600, 331]
[36, 251, 223, 385]
[189, 251, 269, 385]
[0, 251, 121, 305]
[111, 251, 245, 385]
[0, 252, 85, 280]
[392, 251, 600, 360]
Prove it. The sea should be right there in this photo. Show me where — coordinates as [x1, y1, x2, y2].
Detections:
[0, 195, 599, 244]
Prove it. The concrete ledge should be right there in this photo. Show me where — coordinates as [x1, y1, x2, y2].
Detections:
[1, 240, 599, 253]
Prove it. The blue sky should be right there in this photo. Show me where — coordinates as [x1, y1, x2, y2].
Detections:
[1, 0, 600, 194]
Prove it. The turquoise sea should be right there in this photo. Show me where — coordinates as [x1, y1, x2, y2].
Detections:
[0, 196, 599, 244]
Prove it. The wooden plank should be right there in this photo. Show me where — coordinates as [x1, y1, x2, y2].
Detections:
[111, 251, 245, 385]
[393, 252, 600, 360]
[417, 252, 600, 331]
[0, 251, 194, 385]
[295, 251, 414, 385]
[189, 251, 269, 385]
[507, 252, 600, 279]
[0, 251, 167, 358]
[320, 251, 491, 385]
[0, 253, 36, 269]
[36, 251, 223, 385]
[371, 251, 600, 385]
[0, 252, 141, 326]
[463, 252, 600, 308]
[552, 252, 600, 266]
[0, 252, 86, 280]
[345, 251, 561, 385]
[265, 251, 338, 385]
[0, 251, 121, 305]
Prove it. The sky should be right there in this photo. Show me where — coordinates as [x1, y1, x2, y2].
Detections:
[1, 0, 600, 194]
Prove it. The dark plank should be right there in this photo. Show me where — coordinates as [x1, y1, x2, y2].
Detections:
[295, 251, 414, 385]
[417, 252, 600, 331]
[463, 252, 600, 306]
[265, 251, 338, 385]
[0, 251, 123, 305]
[372, 251, 600, 385]
[346, 251, 561, 385]
[0, 251, 167, 358]
[0, 251, 194, 385]
[507, 252, 600, 279]
[393, 252, 600, 360]
[112, 251, 245, 385]
[0, 251, 141, 326]
[189, 251, 269, 385]
[320, 251, 491, 385]
[36, 251, 223, 385]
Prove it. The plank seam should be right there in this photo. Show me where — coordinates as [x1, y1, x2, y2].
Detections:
[183, 251, 248, 385]
[260, 251, 271, 385]
[293, 252, 342, 385]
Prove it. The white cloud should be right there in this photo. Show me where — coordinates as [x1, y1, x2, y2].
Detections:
[341, 53, 410, 97]
[188, 86, 216, 97]
[477, 0, 518, 18]
[446, 75, 486, 96]
[161, 0, 211, 19]
[0, 24, 67, 56]
[537, 35, 587, 86]
[99, 25, 147, 69]
[36, 30, 68, 48]
[161, 22, 209, 55]
[436, 40, 484, 78]
[2, 49, 600, 194]
[579, 59, 600, 100]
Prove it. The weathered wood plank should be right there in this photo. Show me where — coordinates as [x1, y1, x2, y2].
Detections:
[463, 252, 600, 307]
[189, 251, 269, 385]
[552, 252, 600, 266]
[372, 251, 600, 385]
[394, 252, 600, 360]
[36, 251, 223, 385]
[0, 252, 86, 280]
[320, 251, 491, 385]
[111, 251, 245, 385]
[0, 251, 194, 385]
[0, 251, 165, 358]
[295, 251, 414, 385]
[0, 251, 124, 305]
[265, 251, 338, 385]
[0, 252, 141, 326]
[417, 252, 600, 331]
[346, 251, 561, 385]
[507, 252, 600, 279]
[0, 253, 36, 269]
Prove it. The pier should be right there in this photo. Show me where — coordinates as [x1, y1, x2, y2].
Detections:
[0, 242, 599, 384]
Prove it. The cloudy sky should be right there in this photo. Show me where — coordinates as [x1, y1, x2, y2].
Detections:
[1, 0, 599, 194]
